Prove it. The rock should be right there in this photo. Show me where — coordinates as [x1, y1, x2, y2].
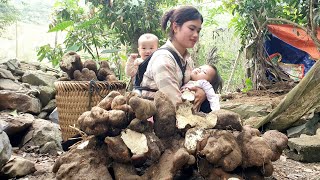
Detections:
[221, 102, 272, 120]
[0, 90, 41, 114]
[39, 141, 59, 155]
[0, 68, 15, 80]
[38, 86, 55, 107]
[42, 99, 56, 112]
[1, 156, 36, 178]
[21, 119, 62, 151]
[0, 113, 34, 136]
[48, 108, 58, 124]
[22, 70, 57, 87]
[37, 112, 48, 119]
[0, 79, 21, 91]
[2, 59, 19, 73]
[243, 116, 264, 127]
[0, 129, 11, 169]
[287, 113, 320, 138]
[286, 130, 320, 162]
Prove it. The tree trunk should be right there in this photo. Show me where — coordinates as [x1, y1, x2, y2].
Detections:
[254, 59, 320, 130]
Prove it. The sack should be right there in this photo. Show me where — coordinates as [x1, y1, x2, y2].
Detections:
[133, 47, 186, 91]
[268, 53, 305, 81]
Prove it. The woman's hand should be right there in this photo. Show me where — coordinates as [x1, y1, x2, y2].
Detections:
[189, 86, 206, 112]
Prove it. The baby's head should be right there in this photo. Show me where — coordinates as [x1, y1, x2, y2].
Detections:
[191, 64, 223, 93]
[138, 33, 159, 60]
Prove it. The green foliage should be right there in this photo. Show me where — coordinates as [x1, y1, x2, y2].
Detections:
[37, 0, 179, 69]
[0, 1, 19, 34]
[90, 0, 178, 51]
[37, 44, 63, 67]
[242, 77, 253, 92]
[222, 0, 311, 47]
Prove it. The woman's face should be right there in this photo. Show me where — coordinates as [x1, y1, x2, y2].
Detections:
[191, 65, 216, 82]
[173, 19, 202, 49]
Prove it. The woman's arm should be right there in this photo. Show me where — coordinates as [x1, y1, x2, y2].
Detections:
[189, 86, 206, 112]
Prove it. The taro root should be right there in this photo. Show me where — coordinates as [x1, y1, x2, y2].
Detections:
[237, 126, 273, 168]
[104, 136, 131, 163]
[106, 74, 118, 82]
[97, 61, 115, 81]
[262, 130, 288, 161]
[73, 68, 97, 81]
[142, 148, 194, 180]
[111, 95, 132, 112]
[97, 91, 121, 110]
[59, 51, 83, 79]
[184, 128, 206, 154]
[127, 118, 153, 133]
[77, 107, 126, 135]
[153, 91, 176, 138]
[198, 130, 242, 172]
[209, 168, 243, 180]
[212, 109, 242, 131]
[112, 163, 141, 180]
[129, 96, 156, 120]
[176, 102, 217, 130]
[52, 138, 112, 180]
[121, 129, 148, 156]
[83, 59, 98, 74]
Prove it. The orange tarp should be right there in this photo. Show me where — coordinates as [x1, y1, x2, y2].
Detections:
[267, 24, 320, 60]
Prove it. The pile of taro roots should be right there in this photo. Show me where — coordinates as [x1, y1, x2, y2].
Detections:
[52, 91, 288, 180]
[59, 51, 118, 81]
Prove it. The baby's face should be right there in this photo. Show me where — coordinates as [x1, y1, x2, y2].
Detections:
[138, 40, 158, 59]
[191, 65, 216, 82]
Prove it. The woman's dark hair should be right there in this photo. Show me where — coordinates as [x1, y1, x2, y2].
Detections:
[161, 6, 203, 40]
[208, 64, 223, 93]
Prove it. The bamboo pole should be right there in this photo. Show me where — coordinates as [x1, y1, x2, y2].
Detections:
[225, 50, 242, 92]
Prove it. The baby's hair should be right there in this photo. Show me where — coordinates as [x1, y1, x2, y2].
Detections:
[208, 64, 223, 93]
[138, 33, 159, 46]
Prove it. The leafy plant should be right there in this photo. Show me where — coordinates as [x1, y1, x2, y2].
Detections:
[242, 77, 253, 93]
[37, 44, 63, 66]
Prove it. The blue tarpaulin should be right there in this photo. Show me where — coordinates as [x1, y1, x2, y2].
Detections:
[265, 34, 316, 75]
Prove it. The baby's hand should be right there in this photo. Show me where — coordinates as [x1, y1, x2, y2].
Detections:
[129, 53, 138, 60]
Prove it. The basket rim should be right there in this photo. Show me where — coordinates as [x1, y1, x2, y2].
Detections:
[54, 80, 126, 91]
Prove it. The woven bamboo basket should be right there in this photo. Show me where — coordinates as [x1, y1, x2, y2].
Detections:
[54, 81, 126, 141]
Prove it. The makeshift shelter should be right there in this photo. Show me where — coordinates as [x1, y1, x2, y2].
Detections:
[248, 24, 320, 130]
[265, 24, 318, 81]
[247, 24, 319, 89]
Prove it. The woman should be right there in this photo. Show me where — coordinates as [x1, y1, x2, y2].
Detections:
[140, 6, 207, 111]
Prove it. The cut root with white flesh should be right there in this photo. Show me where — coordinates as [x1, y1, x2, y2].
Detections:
[176, 102, 217, 129]
[121, 129, 148, 155]
[184, 128, 206, 154]
[181, 90, 195, 102]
